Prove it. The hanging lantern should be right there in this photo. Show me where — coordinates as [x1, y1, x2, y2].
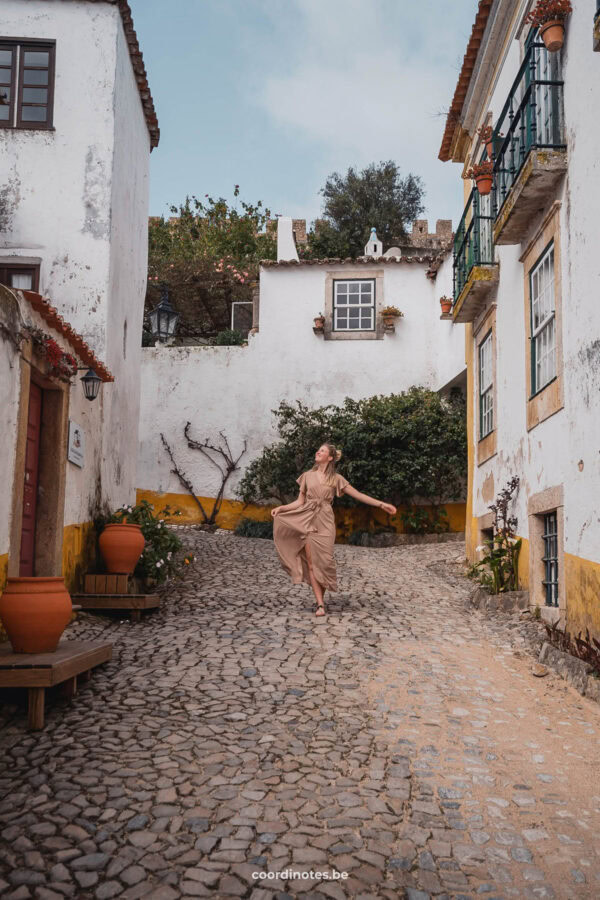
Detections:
[81, 368, 102, 401]
[149, 284, 179, 341]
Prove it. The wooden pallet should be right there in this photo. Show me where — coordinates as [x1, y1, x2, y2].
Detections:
[0, 639, 112, 730]
[72, 593, 159, 622]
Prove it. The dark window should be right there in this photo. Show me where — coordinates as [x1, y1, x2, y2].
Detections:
[0, 39, 55, 130]
[0, 263, 40, 291]
[542, 512, 559, 607]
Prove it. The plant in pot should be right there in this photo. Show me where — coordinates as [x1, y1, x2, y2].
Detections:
[0, 576, 73, 653]
[381, 305, 404, 327]
[525, 0, 572, 51]
[468, 160, 494, 196]
[99, 504, 146, 574]
[477, 123, 494, 161]
[440, 295, 453, 315]
[313, 312, 325, 331]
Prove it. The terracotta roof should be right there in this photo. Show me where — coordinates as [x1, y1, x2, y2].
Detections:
[261, 255, 440, 268]
[438, 0, 494, 162]
[22, 291, 114, 382]
[72, 0, 159, 149]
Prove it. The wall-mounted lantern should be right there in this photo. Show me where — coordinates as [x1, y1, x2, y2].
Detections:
[149, 284, 179, 342]
[80, 367, 102, 401]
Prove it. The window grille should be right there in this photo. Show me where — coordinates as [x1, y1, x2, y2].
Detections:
[530, 243, 556, 394]
[542, 511, 559, 607]
[479, 331, 493, 438]
[333, 280, 375, 331]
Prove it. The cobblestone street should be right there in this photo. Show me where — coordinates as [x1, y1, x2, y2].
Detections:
[1, 532, 599, 900]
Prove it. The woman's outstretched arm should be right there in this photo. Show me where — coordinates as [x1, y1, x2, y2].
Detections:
[342, 484, 396, 516]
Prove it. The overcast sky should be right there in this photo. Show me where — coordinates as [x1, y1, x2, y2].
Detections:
[132, 0, 477, 229]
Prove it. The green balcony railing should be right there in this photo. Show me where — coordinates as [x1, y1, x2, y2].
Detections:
[493, 36, 565, 219]
[453, 187, 494, 302]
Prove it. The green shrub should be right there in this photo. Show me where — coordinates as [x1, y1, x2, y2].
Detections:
[400, 506, 450, 534]
[213, 328, 245, 346]
[234, 517, 273, 539]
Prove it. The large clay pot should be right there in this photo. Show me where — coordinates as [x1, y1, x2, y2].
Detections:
[99, 523, 145, 574]
[0, 577, 72, 653]
[540, 20, 565, 52]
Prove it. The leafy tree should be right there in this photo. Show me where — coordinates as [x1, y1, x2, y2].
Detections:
[146, 187, 276, 340]
[305, 161, 425, 259]
[237, 387, 467, 508]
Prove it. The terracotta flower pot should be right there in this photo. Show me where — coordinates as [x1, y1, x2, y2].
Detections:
[313, 317, 325, 329]
[0, 577, 72, 653]
[383, 315, 396, 327]
[99, 523, 145, 574]
[440, 299, 452, 314]
[475, 174, 493, 196]
[540, 20, 565, 52]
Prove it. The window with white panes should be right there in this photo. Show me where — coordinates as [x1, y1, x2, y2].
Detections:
[333, 280, 375, 331]
[530, 243, 556, 394]
[479, 330, 493, 438]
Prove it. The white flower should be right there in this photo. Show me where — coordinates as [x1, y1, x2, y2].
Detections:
[156, 561, 162, 568]
[167, 552, 172, 560]
[127, 506, 133, 513]
[475, 545, 485, 552]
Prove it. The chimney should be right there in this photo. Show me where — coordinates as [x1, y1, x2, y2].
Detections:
[277, 217, 299, 262]
[364, 227, 383, 258]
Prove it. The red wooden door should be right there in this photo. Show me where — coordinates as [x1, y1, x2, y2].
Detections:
[19, 382, 43, 576]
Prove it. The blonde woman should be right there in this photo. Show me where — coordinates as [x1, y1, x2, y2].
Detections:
[271, 443, 397, 616]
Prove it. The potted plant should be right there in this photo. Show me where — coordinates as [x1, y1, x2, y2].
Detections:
[99, 505, 146, 574]
[477, 124, 494, 161]
[440, 296, 453, 315]
[0, 577, 72, 653]
[525, 0, 572, 51]
[381, 305, 404, 327]
[468, 160, 494, 196]
[313, 312, 325, 331]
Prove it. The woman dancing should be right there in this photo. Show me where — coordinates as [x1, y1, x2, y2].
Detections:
[271, 443, 397, 616]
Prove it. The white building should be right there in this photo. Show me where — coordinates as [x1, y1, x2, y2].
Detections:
[440, 0, 600, 636]
[0, 0, 157, 588]
[136, 218, 467, 532]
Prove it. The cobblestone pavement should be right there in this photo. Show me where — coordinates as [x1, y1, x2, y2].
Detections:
[1, 531, 599, 900]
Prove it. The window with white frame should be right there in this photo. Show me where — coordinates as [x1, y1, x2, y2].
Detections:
[333, 279, 375, 331]
[530, 243, 556, 394]
[479, 330, 493, 438]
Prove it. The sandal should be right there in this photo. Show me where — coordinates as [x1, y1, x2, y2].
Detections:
[315, 603, 326, 617]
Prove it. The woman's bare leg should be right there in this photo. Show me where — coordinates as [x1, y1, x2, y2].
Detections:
[304, 542, 326, 615]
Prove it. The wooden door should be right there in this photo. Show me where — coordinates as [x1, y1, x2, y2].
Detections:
[19, 382, 43, 576]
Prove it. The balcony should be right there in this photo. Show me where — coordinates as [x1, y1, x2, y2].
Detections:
[492, 37, 567, 245]
[452, 188, 498, 323]
[595, 2, 600, 52]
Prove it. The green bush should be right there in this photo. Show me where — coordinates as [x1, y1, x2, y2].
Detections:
[400, 506, 450, 534]
[237, 387, 467, 508]
[213, 328, 245, 346]
[234, 517, 274, 539]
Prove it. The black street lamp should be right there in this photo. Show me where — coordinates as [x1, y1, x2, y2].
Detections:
[81, 368, 102, 401]
[149, 284, 179, 342]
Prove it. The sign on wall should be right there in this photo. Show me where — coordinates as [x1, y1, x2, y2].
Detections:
[67, 421, 85, 468]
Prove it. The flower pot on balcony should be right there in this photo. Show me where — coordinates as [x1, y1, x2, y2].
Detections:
[474, 174, 493, 196]
[0, 577, 72, 653]
[99, 523, 145, 574]
[313, 316, 325, 329]
[539, 19, 565, 51]
[440, 298, 452, 315]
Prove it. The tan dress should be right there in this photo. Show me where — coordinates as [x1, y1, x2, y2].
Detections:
[273, 470, 350, 592]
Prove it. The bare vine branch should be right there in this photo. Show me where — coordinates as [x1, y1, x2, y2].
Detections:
[160, 433, 209, 523]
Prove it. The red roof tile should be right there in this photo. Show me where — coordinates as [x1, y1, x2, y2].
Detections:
[22, 291, 114, 382]
[438, 0, 494, 162]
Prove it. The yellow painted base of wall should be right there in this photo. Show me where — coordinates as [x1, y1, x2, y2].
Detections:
[136, 489, 466, 543]
[0, 553, 8, 593]
[62, 522, 97, 593]
[565, 553, 600, 639]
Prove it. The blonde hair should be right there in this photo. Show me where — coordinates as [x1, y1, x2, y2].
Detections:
[312, 442, 342, 484]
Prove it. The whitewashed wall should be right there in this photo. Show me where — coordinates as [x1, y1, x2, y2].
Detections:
[470, 0, 600, 565]
[0, 0, 151, 524]
[138, 255, 466, 500]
